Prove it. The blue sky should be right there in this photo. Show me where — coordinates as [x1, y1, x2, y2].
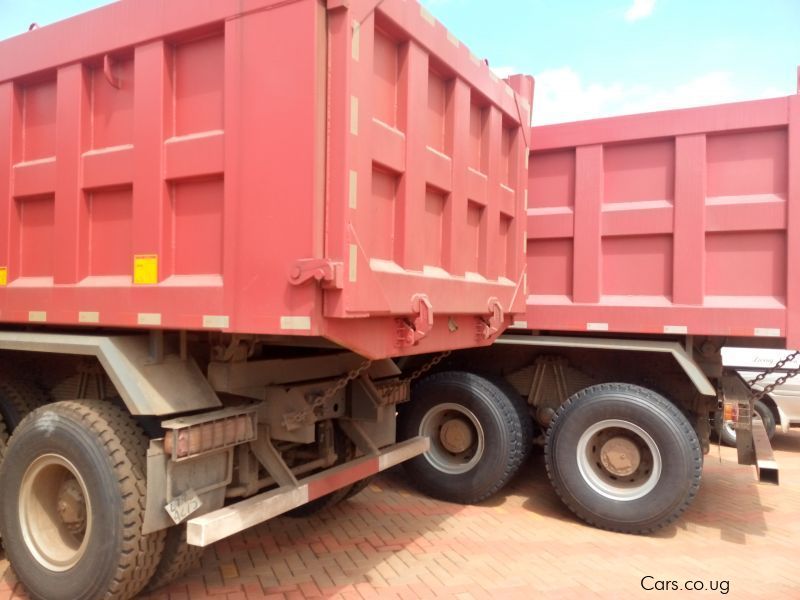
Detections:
[1, 0, 798, 124]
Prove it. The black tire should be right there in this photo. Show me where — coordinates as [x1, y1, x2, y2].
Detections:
[756, 400, 778, 440]
[343, 476, 374, 501]
[491, 376, 535, 461]
[399, 371, 531, 504]
[0, 378, 49, 432]
[0, 414, 6, 547]
[715, 399, 776, 446]
[146, 525, 204, 591]
[0, 400, 166, 600]
[545, 383, 702, 534]
[0, 414, 7, 453]
[286, 423, 358, 518]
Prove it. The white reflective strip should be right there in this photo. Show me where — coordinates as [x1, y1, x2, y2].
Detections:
[78, 311, 99, 324]
[469, 52, 480, 66]
[349, 244, 358, 282]
[280, 316, 311, 331]
[755, 328, 781, 337]
[138, 313, 162, 326]
[351, 20, 360, 61]
[350, 96, 359, 136]
[587, 322, 609, 331]
[28, 311, 46, 323]
[420, 5, 435, 25]
[349, 170, 358, 209]
[203, 315, 230, 329]
[446, 30, 459, 47]
[663, 325, 688, 334]
[186, 437, 426, 548]
[186, 485, 310, 548]
[378, 436, 429, 471]
[511, 321, 528, 329]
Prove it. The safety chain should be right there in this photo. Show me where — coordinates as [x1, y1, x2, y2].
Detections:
[747, 350, 800, 402]
[376, 350, 453, 405]
[284, 351, 453, 429]
[404, 350, 452, 384]
[283, 360, 374, 430]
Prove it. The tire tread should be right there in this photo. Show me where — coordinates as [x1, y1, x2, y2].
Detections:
[403, 371, 529, 504]
[11, 400, 165, 599]
[146, 525, 204, 591]
[544, 382, 702, 534]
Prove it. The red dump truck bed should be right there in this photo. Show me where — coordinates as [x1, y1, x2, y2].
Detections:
[525, 88, 800, 348]
[0, 0, 532, 359]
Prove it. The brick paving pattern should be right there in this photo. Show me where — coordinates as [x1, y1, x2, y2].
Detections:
[2, 431, 800, 599]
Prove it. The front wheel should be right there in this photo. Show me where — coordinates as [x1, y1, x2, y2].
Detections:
[0, 401, 165, 600]
[545, 383, 702, 534]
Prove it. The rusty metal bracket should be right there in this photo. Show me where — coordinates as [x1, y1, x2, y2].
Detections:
[396, 294, 434, 347]
[289, 258, 344, 289]
[481, 297, 504, 339]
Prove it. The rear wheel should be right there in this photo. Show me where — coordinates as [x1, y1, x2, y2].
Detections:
[399, 371, 531, 504]
[0, 378, 49, 432]
[286, 424, 359, 518]
[545, 383, 702, 534]
[146, 525, 204, 591]
[0, 415, 6, 548]
[0, 401, 165, 600]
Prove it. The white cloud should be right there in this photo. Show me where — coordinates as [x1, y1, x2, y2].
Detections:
[625, 0, 656, 22]
[490, 65, 518, 80]
[532, 67, 787, 125]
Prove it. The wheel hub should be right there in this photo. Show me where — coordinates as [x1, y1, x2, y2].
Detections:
[599, 436, 640, 477]
[418, 403, 486, 475]
[57, 478, 87, 536]
[19, 454, 93, 572]
[439, 418, 473, 454]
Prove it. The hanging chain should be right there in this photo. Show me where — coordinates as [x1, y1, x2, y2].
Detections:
[283, 360, 373, 430]
[284, 350, 453, 429]
[746, 350, 800, 402]
[403, 350, 452, 384]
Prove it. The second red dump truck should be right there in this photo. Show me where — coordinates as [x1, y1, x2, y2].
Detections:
[399, 77, 799, 533]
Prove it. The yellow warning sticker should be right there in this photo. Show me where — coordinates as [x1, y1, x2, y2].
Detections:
[0, 267, 6, 286]
[133, 255, 158, 285]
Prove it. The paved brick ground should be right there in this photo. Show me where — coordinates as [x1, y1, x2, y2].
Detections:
[2, 431, 800, 599]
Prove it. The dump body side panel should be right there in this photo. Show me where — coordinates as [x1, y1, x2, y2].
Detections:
[526, 92, 800, 348]
[0, 0, 531, 359]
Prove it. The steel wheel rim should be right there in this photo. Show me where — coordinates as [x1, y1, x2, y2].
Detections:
[723, 419, 736, 440]
[419, 402, 485, 475]
[18, 453, 92, 572]
[576, 419, 662, 501]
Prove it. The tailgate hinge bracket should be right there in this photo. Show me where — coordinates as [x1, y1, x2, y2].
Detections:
[481, 297, 505, 340]
[289, 259, 344, 289]
[398, 294, 434, 347]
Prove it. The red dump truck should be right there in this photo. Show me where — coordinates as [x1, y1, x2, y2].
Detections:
[0, 1, 532, 598]
[399, 79, 799, 534]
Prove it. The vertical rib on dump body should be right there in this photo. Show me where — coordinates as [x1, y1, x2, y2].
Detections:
[526, 87, 800, 347]
[0, 0, 533, 359]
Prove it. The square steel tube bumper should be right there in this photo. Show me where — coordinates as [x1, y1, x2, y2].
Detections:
[187, 436, 429, 547]
[751, 416, 779, 485]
